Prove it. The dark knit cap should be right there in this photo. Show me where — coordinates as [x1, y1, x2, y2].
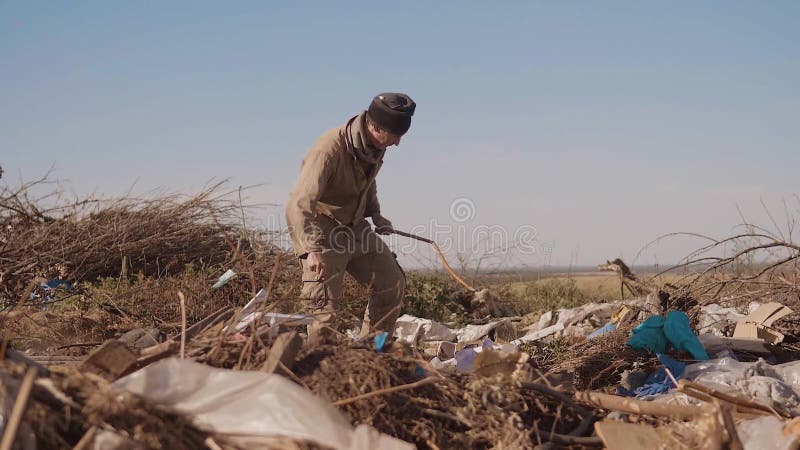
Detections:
[366, 93, 416, 135]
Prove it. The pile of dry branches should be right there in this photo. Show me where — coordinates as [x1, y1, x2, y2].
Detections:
[649, 202, 800, 308]
[0, 176, 287, 301]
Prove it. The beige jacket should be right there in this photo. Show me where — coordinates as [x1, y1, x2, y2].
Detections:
[286, 113, 384, 256]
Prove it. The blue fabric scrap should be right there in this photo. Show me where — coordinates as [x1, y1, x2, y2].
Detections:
[617, 353, 687, 397]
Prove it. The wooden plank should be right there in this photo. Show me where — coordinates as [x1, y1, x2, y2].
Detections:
[262, 332, 302, 376]
[594, 420, 664, 450]
[126, 340, 179, 375]
[576, 391, 707, 418]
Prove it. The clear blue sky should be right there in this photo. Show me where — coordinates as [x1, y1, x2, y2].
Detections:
[2, 1, 798, 268]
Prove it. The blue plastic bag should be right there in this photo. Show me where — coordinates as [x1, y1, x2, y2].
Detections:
[626, 311, 709, 361]
[663, 311, 709, 361]
[627, 316, 668, 353]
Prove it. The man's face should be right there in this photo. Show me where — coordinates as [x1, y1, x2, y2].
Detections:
[369, 125, 403, 148]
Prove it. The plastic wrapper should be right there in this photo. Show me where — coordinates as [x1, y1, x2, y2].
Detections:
[697, 303, 745, 335]
[512, 323, 564, 344]
[457, 320, 513, 343]
[227, 289, 313, 333]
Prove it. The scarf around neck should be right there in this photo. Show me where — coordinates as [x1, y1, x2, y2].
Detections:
[346, 111, 385, 166]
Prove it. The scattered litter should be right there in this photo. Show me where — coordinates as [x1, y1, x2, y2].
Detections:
[429, 356, 457, 370]
[4, 191, 800, 450]
[698, 303, 746, 335]
[211, 269, 237, 289]
[230, 288, 313, 332]
[81, 340, 138, 380]
[29, 279, 72, 303]
[683, 357, 800, 412]
[733, 302, 794, 344]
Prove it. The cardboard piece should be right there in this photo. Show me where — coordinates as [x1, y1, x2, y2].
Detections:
[81, 340, 138, 380]
[613, 305, 634, 324]
[733, 302, 793, 344]
[698, 334, 772, 355]
[473, 349, 526, 377]
[594, 420, 666, 449]
[433, 341, 457, 360]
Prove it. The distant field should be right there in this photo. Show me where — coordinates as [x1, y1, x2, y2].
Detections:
[409, 265, 684, 301]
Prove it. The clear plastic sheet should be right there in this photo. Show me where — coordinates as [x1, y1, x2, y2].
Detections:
[683, 357, 800, 412]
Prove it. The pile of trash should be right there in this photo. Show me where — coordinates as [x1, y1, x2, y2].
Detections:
[6, 278, 800, 450]
[6, 177, 800, 448]
[382, 291, 800, 448]
[0, 288, 589, 449]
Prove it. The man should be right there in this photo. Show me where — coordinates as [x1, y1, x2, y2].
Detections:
[286, 93, 415, 343]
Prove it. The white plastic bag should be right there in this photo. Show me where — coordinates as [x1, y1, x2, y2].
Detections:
[394, 314, 456, 344]
[738, 416, 798, 450]
[113, 358, 414, 450]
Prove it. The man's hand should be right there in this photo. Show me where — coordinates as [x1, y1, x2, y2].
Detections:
[306, 251, 326, 280]
[371, 214, 394, 235]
